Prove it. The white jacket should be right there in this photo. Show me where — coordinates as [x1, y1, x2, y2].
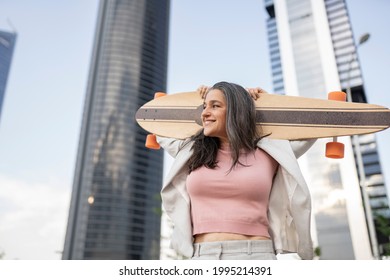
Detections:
[158, 136, 315, 260]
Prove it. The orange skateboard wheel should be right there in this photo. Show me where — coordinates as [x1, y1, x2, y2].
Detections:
[325, 141, 344, 159]
[145, 134, 160, 149]
[328, 91, 347, 102]
[154, 92, 167, 99]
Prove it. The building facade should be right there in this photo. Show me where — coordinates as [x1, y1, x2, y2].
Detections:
[63, 0, 170, 260]
[0, 30, 17, 125]
[264, 0, 389, 259]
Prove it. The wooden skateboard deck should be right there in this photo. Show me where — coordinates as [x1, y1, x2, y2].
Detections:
[135, 91, 390, 140]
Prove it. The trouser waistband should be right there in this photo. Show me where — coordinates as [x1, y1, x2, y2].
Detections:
[193, 239, 275, 256]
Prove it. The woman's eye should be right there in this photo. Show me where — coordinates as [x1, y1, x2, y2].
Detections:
[203, 103, 220, 109]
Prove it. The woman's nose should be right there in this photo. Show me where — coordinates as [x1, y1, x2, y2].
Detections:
[201, 107, 210, 118]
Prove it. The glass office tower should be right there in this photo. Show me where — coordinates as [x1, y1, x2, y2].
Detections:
[0, 30, 17, 125]
[63, 0, 170, 260]
[264, 0, 389, 259]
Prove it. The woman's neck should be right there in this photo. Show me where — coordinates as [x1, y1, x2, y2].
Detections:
[219, 141, 230, 151]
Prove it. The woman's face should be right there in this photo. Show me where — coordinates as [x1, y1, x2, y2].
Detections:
[201, 89, 228, 143]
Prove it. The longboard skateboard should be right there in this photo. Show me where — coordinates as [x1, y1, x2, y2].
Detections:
[135, 91, 390, 158]
[136, 91, 390, 138]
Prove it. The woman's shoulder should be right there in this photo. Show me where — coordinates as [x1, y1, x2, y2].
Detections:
[157, 136, 193, 157]
[257, 137, 315, 158]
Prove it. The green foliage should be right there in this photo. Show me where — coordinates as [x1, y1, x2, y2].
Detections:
[376, 214, 390, 237]
[375, 213, 390, 256]
[314, 246, 321, 257]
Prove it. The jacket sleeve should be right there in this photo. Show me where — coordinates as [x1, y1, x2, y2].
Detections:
[289, 139, 316, 159]
[156, 136, 191, 158]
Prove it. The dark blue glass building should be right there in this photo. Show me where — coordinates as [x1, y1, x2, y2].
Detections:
[63, 0, 170, 260]
[0, 30, 17, 125]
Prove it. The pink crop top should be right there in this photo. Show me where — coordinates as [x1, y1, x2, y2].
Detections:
[186, 146, 278, 237]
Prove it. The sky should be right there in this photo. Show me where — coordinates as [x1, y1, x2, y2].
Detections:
[0, 0, 389, 260]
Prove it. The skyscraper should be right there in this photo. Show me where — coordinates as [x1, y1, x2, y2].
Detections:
[264, 0, 389, 259]
[0, 30, 17, 125]
[63, 0, 170, 260]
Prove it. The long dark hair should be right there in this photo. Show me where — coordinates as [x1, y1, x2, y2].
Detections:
[187, 81, 263, 173]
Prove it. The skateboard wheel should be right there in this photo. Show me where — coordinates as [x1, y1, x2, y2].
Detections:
[328, 91, 347, 102]
[325, 141, 344, 159]
[145, 134, 160, 149]
[154, 92, 167, 99]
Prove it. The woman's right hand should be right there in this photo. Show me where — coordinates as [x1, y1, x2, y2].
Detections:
[197, 85, 210, 99]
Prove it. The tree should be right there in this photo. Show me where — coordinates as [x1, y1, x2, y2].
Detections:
[375, 214, 390, 258]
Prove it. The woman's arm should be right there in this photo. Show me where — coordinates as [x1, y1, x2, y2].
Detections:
[156, 136, 190, 158]
[157, 85, 207, 157]
[290, 139, 316, 158]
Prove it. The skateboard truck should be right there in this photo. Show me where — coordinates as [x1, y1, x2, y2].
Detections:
[145, 92, 167, 149]
[325, 91, 347, 159]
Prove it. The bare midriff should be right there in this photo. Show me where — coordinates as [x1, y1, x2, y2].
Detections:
[194, 232, 270, 243]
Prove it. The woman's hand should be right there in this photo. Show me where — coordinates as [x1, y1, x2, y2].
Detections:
[246, 87, 269, 100]
[197, 85, 210, 99]
[197, 85, 269, 100]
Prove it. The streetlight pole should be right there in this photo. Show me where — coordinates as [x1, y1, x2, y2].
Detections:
[346, 33, 380, 259]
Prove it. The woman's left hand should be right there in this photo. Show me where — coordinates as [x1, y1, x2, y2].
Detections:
[246, 87, 269, 100]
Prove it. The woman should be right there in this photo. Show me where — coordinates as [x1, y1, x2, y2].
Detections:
[157, 81, 315, 260]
